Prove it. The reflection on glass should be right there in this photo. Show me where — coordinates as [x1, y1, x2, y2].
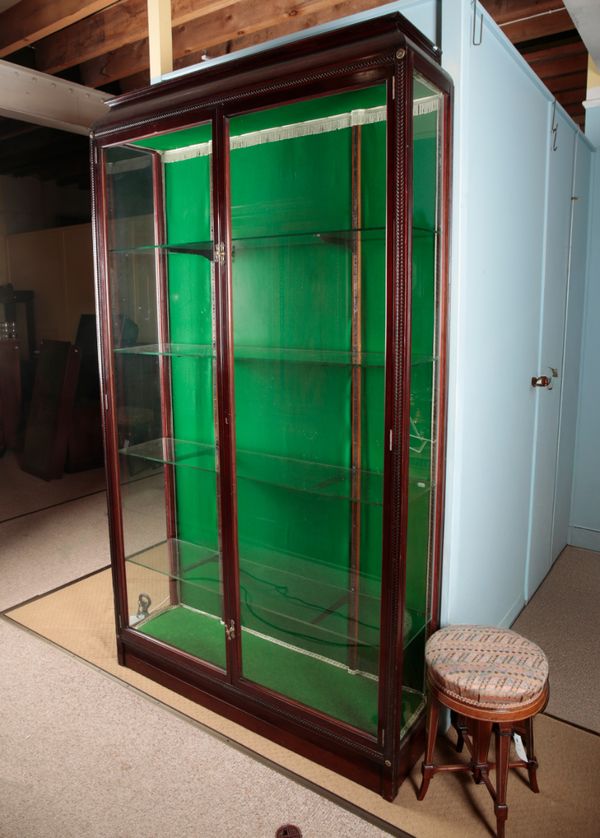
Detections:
[401, 75, 444, 735]
[104, 127, 226, 669]
[230, 86, 388, 735]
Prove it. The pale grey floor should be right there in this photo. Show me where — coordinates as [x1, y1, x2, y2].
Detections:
[0, 450, 106, 522]
[0, 460, 392, 838]
[512, 545, 600, 733]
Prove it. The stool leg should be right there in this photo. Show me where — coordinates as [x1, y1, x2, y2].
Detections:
[523, 716, 540, 793]
[451, 710, 468, 754]
[494, 722, 512, 838]
[472, 720, 493, 784]
[417, 695, 440, 801]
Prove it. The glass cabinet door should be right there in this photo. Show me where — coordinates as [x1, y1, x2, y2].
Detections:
[228, 86, 387, 735]
[104, 123, 228, 670]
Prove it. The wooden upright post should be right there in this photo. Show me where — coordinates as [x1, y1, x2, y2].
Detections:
[147, 0, 173, 83]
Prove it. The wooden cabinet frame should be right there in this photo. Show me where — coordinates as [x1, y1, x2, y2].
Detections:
[91, 12, 452, 800]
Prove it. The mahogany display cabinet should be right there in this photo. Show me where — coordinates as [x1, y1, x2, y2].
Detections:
[91, 12, 452, 800]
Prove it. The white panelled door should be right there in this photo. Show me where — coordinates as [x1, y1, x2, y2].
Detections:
[526, 110, 576, 600]
[551, 137, 592, 560]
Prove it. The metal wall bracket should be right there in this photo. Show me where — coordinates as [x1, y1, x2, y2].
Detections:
[551, 100, 558, 151]
[472, 0, 483, 46]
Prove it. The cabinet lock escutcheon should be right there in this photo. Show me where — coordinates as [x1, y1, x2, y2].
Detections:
[225, 619, 236, 640]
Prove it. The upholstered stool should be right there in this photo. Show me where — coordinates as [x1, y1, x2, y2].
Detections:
[417, 625, 549, 838]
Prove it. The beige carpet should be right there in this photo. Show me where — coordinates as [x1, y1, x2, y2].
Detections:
[6, 569, 600, 837]
[513, 546, 600, 733]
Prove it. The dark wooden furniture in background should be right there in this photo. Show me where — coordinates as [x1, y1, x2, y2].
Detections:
[21, 339, 81, 480]
[0, 339, 22, 452]
[66, 314, 104, 472]
[0, 285, 36, 360]
[92, 14, 452, 799]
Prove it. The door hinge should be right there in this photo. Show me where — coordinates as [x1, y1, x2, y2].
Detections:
[225, 619, 236, 640]
[214, 242, 226, 265]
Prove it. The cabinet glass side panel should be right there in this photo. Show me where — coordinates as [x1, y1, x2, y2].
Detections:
[229, 86, 387, 736]
[104, 131, 226, 670]
[401, 77, 444, 735]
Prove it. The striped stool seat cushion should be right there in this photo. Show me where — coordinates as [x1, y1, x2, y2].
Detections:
[425, 625, 549, 710]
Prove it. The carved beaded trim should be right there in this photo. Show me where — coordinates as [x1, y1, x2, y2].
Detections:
[94, 53, 396, 139]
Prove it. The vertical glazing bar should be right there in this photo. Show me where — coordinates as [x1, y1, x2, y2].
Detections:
[378, 49, 414, 799]
[209, 152, 225, 620]
[349, 124, 362, 672]
[213, 108, 241, 682]
[151, 149, 180, 606]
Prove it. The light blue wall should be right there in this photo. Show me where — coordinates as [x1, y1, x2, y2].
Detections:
[440, 1, 591, 625]
[570, 148, 600, 550]
[585, 107, 600, 147]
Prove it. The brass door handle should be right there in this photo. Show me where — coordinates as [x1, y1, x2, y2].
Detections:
[531, 375, 552, 389]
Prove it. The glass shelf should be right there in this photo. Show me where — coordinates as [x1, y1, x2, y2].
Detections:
[109, 240, 214, 259]
[231, 227, 385, 251]
[107, 225, 437, 258]
[115, 342, 385, 367]
[114, 343, 437, 369]
[127, 537, 220, 586]
[121, 437, 385, 505]
[119, 436, 434, 505]
[126, 537, 427, 650]
[121, 437, 216, 470]
[115, 343, 214, 359]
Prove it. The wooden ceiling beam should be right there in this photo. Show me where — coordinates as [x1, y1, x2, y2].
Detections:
[0, 1, 118, 58]
[0, 57, 110, 134]
[554, 88, 585, 106]
[502, 8, 574, 44]
[481, 1, 565, 26]
[544, 69, 587, 91]
[530, 52, 587, 79]
[35, 0, 240, 75]
[81, 0, 385, 88]
[521, 36, 585, 62]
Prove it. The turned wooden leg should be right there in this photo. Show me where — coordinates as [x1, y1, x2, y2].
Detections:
[472, 720, 493, 784]
[451, 710, 468, 754]
[417, 695, 440, 800]
[523, 715, 540, 793]
[494, 723, 512, 838]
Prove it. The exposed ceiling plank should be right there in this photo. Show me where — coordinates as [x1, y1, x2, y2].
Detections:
[81, 0, 386, 88]
[521, 36, 585, 62]
[0, 0, 118, 58]
[171, 0, 386, 74]
[481, 1, 566, 26]
[531, 52, 587, 78]
[554, 87, 587, 105]
[544, 68, 587, 90]
[502, 8, 575, 43]
[35, 0, 240, 75]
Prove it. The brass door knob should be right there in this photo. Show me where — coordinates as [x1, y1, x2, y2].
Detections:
[531, 375, 552, 389]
